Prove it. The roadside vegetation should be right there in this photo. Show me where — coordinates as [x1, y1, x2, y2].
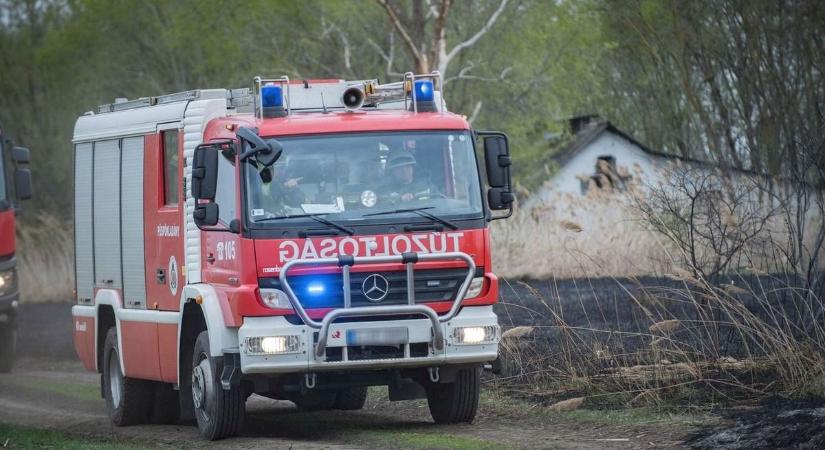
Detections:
[491, 121, 825, 416]
[16, 213, 73, 303]
[0, 422, 147, 449]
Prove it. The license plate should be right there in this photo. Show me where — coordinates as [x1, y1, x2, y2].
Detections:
[346, 327, 409, 346]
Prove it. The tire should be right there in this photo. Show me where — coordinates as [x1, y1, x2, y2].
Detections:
[102, 327, 153, 426]
[191, 331, 245, 440]
[293, 391, 337, 411]
[0, 320, 16, 373]
[334, 386, 367, 410]
[426, 367, 481, 424]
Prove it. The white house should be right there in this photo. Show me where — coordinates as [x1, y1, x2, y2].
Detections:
[507, 115, 824, 279]
[524, 116, 679, 208]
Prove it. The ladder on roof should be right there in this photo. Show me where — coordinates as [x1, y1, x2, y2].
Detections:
[95, 71, 446, 116]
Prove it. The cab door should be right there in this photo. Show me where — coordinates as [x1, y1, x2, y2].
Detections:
[144, 127, 185, 312]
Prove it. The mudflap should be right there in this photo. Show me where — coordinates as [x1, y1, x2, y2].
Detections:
[220, 352, 242, 390]
[389, 378, 427, 401]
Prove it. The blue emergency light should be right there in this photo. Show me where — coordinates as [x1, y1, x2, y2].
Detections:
[261, 84, 287, 118]
[306, 282, 325, 295]
[262, 84, 284, 108]
[410, 79, 437, 112]
[413, 80, 435, 102]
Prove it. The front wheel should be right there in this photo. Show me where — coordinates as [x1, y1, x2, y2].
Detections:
[426, 367, 481, 424]
[191, 331, 245, 440]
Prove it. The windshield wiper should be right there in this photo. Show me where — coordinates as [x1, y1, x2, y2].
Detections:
[254, 213, 354, 235]
[364, 207, 458, 230]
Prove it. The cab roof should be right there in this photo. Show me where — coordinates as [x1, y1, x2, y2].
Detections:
[205, 110, 471, 141]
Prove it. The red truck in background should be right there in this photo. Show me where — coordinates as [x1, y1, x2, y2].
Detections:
[0, 121, 33, 372]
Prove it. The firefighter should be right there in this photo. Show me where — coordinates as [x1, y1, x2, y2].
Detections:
[381, 151, 431, 202]
[254, 163, 305, 216]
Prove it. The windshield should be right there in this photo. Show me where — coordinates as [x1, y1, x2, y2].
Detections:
[244, 131, 483, 227]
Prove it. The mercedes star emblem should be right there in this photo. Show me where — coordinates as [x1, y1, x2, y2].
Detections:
[362, 274, 390, 302]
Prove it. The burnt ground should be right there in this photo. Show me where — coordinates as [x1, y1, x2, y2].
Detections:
[6, 273, 824, 448]
[687, 400, 825, 449]
[495, 274, 819, 357]
[5, 300, 691, 449]
[494, 275, 825, 450]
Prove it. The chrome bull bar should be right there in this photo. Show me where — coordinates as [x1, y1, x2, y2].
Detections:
[277, 252, 476, 358]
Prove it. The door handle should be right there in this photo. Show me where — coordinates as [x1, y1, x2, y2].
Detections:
[156, 268, 166, 284]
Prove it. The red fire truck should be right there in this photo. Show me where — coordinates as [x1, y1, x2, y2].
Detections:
[0, 122, 32, 372]
[71, 72, 513, 440]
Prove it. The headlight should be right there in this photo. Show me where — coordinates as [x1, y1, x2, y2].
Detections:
[0, 269, 16, 297]
[259, 288, 293, 310]
[465, 277, 485, 299]
[453, 325, 499, 345]
[244, 335, 301, 355]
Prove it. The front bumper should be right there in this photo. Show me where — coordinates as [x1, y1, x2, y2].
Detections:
[239, 305, 499, 374]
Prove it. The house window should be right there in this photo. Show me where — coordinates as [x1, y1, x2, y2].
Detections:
[596, 155, 617, 175]
[162, 131, 179, 206]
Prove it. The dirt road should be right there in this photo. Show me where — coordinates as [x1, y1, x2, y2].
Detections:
[4, 303, 699, 448]
[0, 356, 694, 449]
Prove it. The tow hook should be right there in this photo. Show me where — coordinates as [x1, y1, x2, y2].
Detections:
[305, 372, 317, 390]
[428, 367, 440, 383]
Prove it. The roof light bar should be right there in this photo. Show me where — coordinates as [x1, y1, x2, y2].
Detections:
[253, 75, 290, 120]
[404, 71, 444, 113]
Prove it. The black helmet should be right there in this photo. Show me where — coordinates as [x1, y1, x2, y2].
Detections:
[387, 152, 416, 170]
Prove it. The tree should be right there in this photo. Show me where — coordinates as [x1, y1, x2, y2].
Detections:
[635, 164, 776, 280]
[374, 0, 509, 79]
[594, 0, 825, 175]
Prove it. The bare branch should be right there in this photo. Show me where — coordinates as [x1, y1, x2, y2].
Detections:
[366, 32, 405, 78]
[376, 0, 423, 64]
[438, 0, 508, 75]
[444, 62, 511, 85]
[467, 100, 482, 125]
[423, 0, 441, 20]
[430, 0, 451, 71]
[320, 17, 351, 70]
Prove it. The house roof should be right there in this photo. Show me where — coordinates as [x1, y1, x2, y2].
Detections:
[551, 117, 762, 177]
[553, 119, 680, 166]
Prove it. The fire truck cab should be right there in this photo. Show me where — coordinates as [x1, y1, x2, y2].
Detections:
[0, 122, 33, 372]
[71, 73, 513, 440]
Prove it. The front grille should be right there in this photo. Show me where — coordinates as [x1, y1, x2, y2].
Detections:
[260, 268, 469, 309]
[325, 343, 430, 362]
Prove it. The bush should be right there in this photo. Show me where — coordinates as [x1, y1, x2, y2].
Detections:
[16, 213, 74, 303]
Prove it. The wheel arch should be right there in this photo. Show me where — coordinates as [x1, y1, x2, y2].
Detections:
[177, 284, 237, 385]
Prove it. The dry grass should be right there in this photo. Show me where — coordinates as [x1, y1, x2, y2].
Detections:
[492, 190, 674, 279]
[16, 213, 74, 303]
[491, 175, 825, 410]
[492, 271, 825, 411]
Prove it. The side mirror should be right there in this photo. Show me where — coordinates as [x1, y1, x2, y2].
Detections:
[192, 145, 218, 200]
[193, 203, 219, 227]
[488, 187, 514, 211]
[479, 132, 514, 214]
[237, 127, 282, 167]
[14, 168, 32, 201]
[11, 146, 30, 164]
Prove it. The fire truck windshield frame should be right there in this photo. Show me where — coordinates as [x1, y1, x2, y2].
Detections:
[242, 131, 484, 233]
